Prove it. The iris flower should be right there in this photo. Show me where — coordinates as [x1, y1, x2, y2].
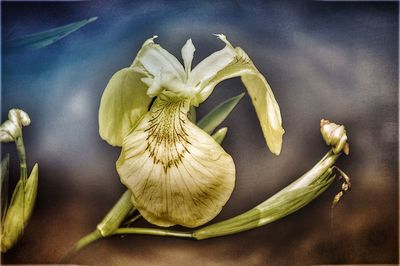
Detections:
[99, 34, 284, 228]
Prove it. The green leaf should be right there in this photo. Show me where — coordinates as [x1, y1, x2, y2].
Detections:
[5, 17, 97, 51]
[1, 154, 10, 223]
[23, 164, 38, 223]
[197, 93, 244, 134]
[0, 163, 39, 253]
[211, 127, 228, 144]
[1, 179, 25, 252]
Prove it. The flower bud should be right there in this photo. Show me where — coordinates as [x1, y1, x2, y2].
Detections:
[320, 119, 349, 155]
[8, 109, 31, 128]
[1, 164, 38, 253]
[0, 109, 30, 143]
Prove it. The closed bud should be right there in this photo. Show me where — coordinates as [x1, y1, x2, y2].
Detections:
[1, 164, 38, 253]
[8, 109, 31, 128]
[320, 119, 349, 155]
[0, 109, 31, 143]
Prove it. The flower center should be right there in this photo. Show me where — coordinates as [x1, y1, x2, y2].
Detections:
[144, 96, 190, 172]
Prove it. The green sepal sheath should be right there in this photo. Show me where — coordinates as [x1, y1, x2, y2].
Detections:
[211, 127, 228, 144]
[1, 155, 10, 223]
[1, 164, 38, 253]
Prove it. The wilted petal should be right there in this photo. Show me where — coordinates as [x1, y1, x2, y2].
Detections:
[117, 96, 235, 228]
[193, 35, 284, 155]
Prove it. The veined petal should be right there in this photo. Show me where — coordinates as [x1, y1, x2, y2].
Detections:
[181, 39, 195, 78]
[117, 96, 235, 228]
[136, 36, 185, 82]
[99, 68, 152, 146]
[187, 37, 235, 89]
[192, 35, 284, 155]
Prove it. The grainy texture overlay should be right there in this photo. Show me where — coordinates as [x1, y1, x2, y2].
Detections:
[1, 0, 398, 265]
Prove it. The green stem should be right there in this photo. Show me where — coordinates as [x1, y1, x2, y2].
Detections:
[61, 230, 102, 263]
[192, 150, 340, 240]
[123, 214, 142, 227]
[64, 143, 347, 260]
[15, 136, 27, 183]
[96, 190, 135, 237]
[65, 191, 135, 259]
[14, 136, 28, 225]
[98, 149, 342, 242]
[114, 227, 193, 239]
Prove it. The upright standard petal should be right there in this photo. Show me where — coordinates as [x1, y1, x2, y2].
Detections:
[98, 68, 152, 146]
[116, 96, 235, 228]
[188, 40, 235, 90]
[193, 35, 284, 155]
[136, 36, 185, 82]
[181, 39, 195, 78]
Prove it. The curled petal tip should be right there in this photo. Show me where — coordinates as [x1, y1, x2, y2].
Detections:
[213, 34, 232, 47]
[8, 109, 31, 127]
[0, 109, 30, 142]
[320, 119, 349, 155]
[142, 35, 158, 47]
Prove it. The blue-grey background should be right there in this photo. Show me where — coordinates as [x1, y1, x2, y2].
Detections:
[1, 0, 398, 265]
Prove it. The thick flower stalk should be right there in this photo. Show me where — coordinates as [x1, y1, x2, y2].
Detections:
[0, 109, 39, 253]
[99, 35, 284, 228]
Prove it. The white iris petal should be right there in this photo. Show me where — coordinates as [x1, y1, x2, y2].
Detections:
[117, 96, 235, 227]
[181, 38, 195, 78]
[137, 37, 185, 82]
[192, 34, 285, 155]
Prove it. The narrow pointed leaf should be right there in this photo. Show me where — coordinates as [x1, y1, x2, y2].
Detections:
[1, 154, 10, 223]
[197, 93, 244, 134]
[23, 164, 38, 223]
[5, 17, 97, 51]
[1, 180, 25, 253]
[1, 164, 39, 253]
[212, 127, 228, 144]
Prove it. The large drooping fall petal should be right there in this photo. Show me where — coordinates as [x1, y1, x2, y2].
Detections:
[116, 96, 235, 227]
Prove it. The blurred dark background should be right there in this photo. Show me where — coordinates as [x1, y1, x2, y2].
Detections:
[1, 0, 398, 265]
